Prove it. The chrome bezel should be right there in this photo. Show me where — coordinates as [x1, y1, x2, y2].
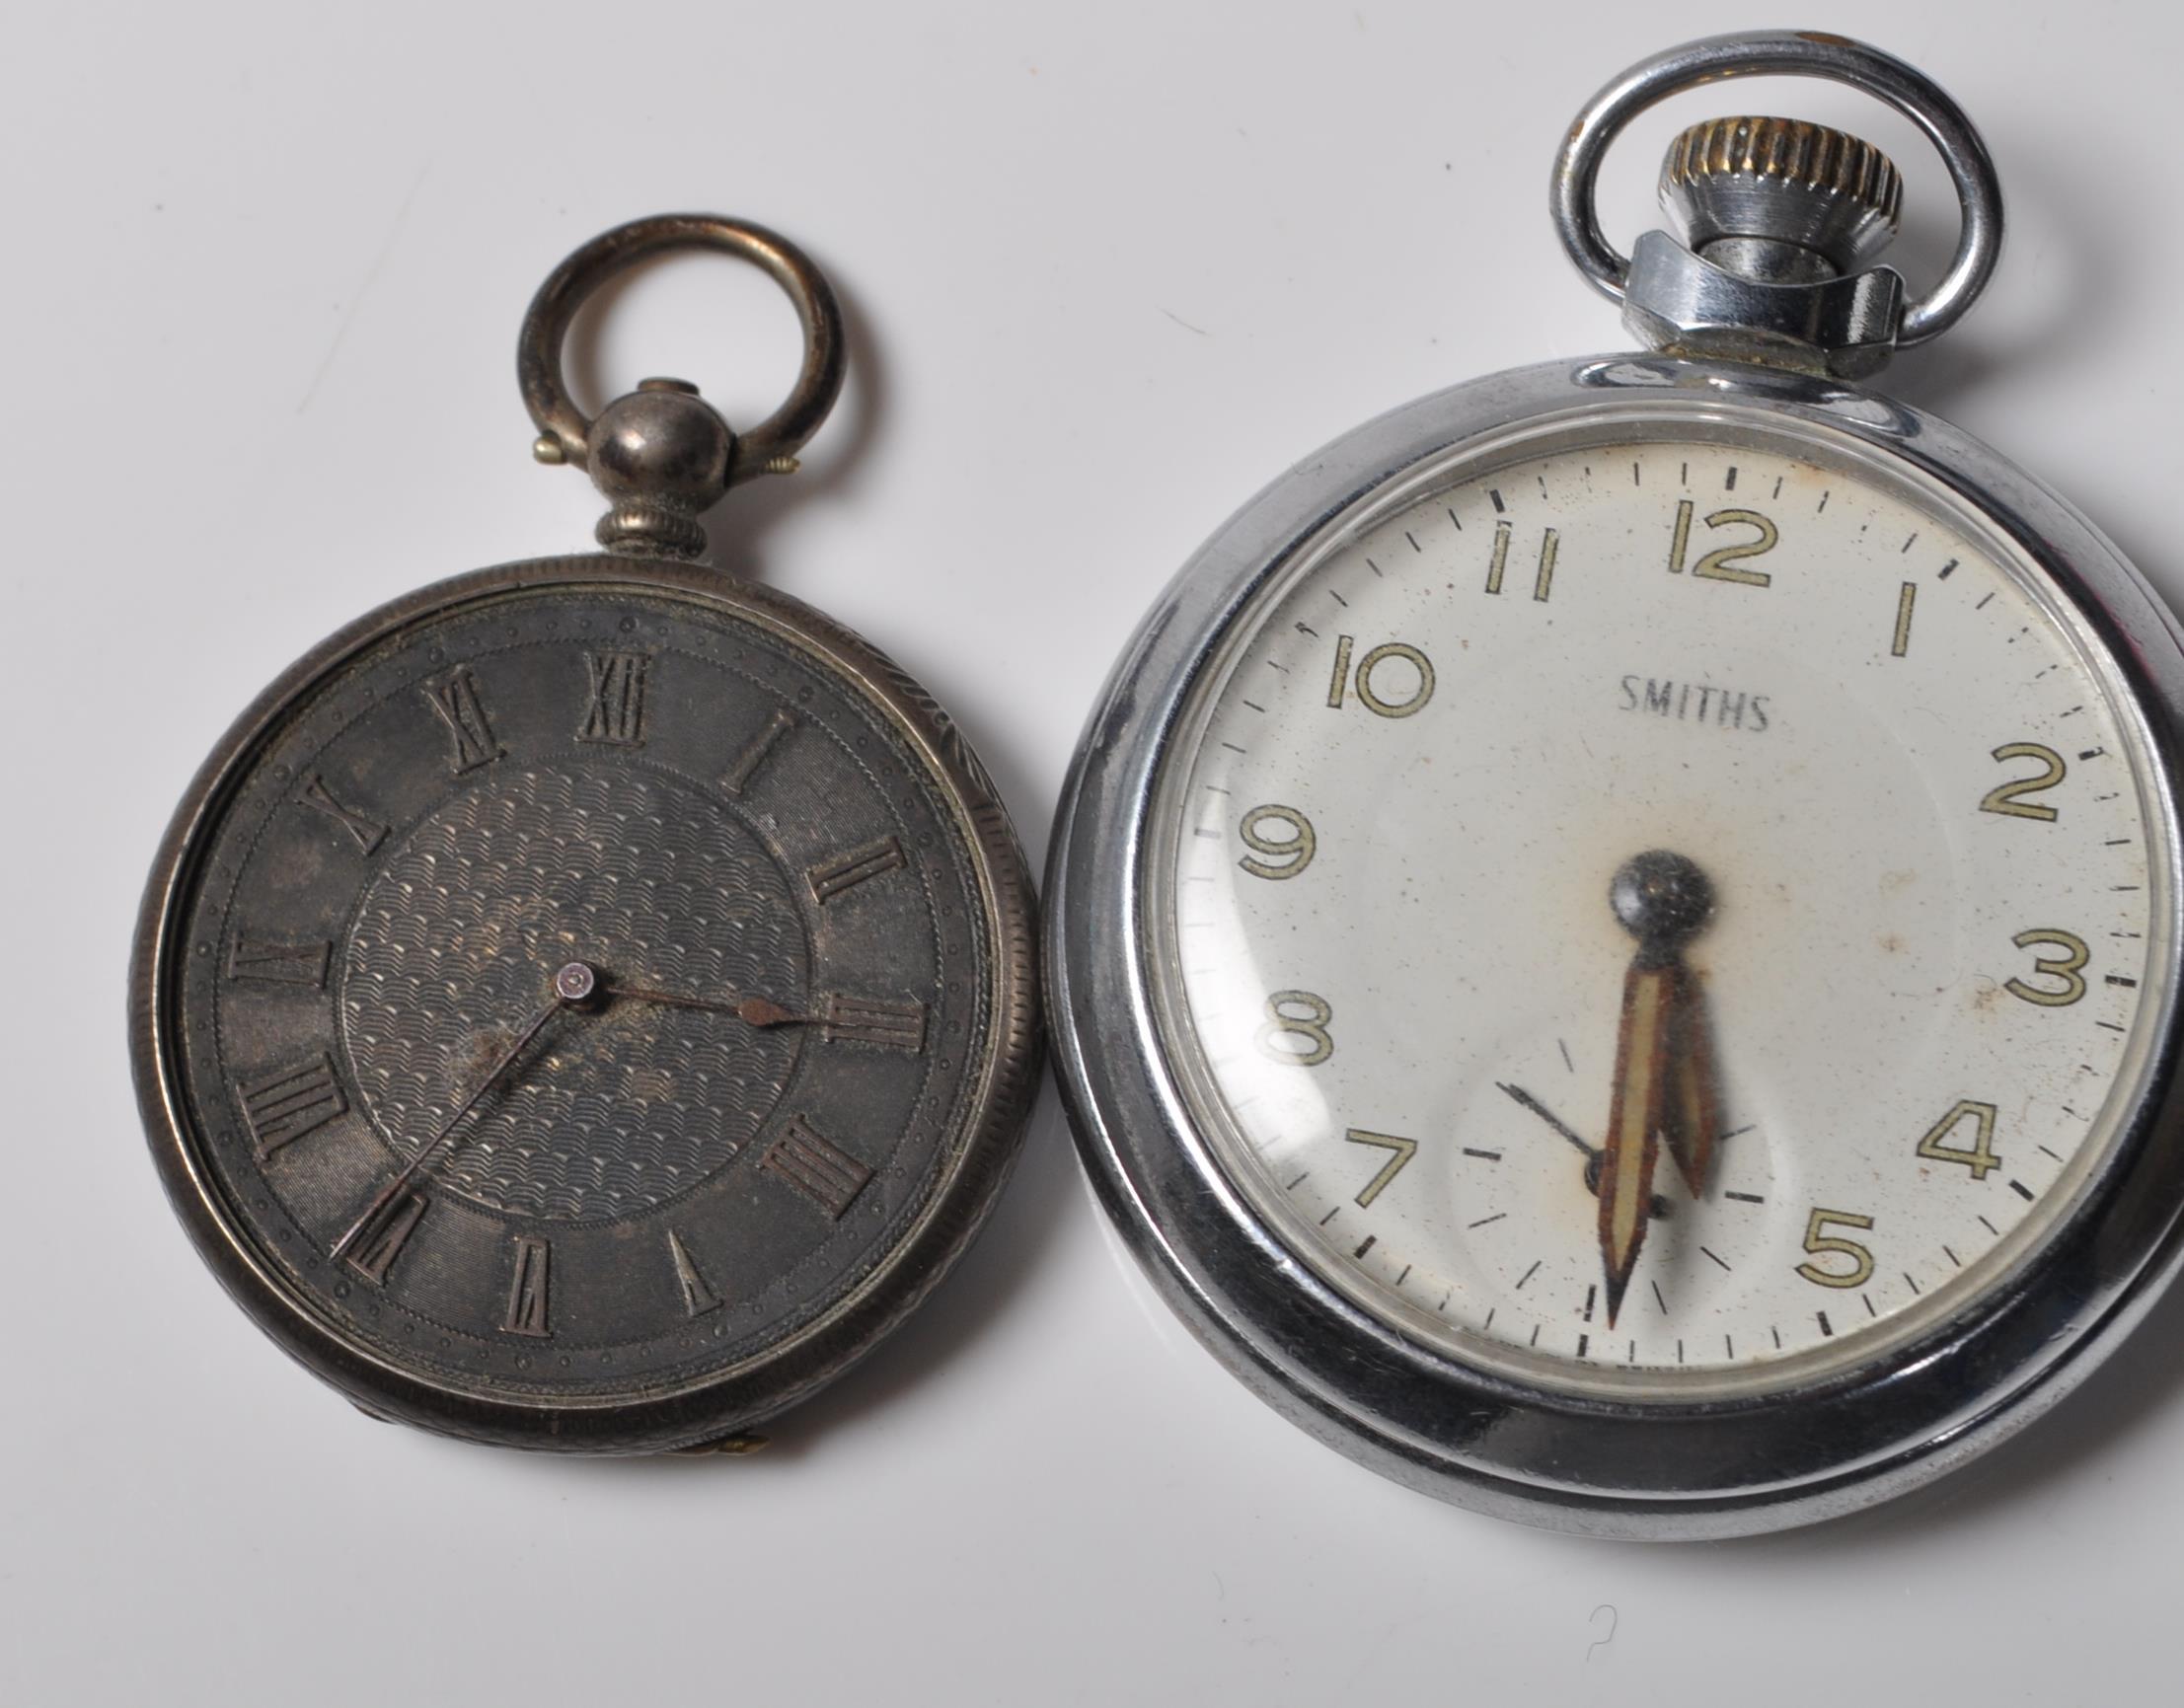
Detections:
[1045, 354, 2184, 1537]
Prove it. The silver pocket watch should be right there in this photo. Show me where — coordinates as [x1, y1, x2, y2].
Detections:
[1047, 33, 2184, 1535]
[132, 217, 1040, 1452]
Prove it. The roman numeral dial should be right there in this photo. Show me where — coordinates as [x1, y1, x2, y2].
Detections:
[344, 1193, 427, 1284]
[167, 580, 1002, 1418]
[422, 664, 503, 774]
[503, 1236, 552, 1337]
[226, 934, 331, 988]
[822, 994, 927, 1050]
[724, 707, 796, 794]
[236, 1055, 347, 1157]
[1166, 432, 2157, 1384]
[577, 649, 648, 745]
[297, 774, 387, 852]
[761, 1117, 874, 1220]
[668, 1230, 722, 1317]
[806, 836, 907, 905]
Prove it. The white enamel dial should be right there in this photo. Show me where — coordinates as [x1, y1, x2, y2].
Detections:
[1150, 411, 2171, 1397]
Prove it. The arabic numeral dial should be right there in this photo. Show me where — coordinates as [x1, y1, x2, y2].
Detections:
[1160, 432, 2158, 1391]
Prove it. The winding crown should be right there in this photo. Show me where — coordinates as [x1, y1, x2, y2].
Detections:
[1660, 116, 1903, 278]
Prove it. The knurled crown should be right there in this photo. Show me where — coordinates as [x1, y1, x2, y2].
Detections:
[1660, 116, 1903, 277]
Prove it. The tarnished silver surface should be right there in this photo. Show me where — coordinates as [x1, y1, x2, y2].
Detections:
[342, 762, 807, 1222]
[131, 217, 1040, 1453]
[518, 214, 848, 557]
[1044, 354, 2184, 1537]
[135, 559, 1042, 1452]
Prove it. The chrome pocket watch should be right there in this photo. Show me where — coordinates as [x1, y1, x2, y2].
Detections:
[131, 216, 1040, 1452]
[1048, 34, 2184, 1535]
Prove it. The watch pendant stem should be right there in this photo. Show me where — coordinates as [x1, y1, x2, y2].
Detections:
[515, 213, 849, 563]
[584, 377, 734, 561]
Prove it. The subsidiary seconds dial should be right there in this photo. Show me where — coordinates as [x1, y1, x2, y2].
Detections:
[1153, 422, 2162, 1394]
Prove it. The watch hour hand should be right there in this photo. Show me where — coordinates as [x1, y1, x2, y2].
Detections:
[331, 962, 591, 1262]
[597, 982, 813, 1027]
[1598, 852, 1720, 1327]
[1657, 962, 1721, 1196]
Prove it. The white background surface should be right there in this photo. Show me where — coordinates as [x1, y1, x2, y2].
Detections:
[5, 3, 2182, 1703]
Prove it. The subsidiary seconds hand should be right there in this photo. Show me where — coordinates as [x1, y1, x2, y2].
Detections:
[1497, 1078, 1674, 1219]
[1497, 1081, 1599, 1161]
[329, 962, 591, 1262]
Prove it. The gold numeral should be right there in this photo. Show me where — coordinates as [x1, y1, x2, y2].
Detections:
[820, 994, 927, 1050]
[1344, 1129, 1418, 1208]
[2005, 929, 2089, 1007]
[1326, 635, 1434, 718]
[1255, 991, 1333, 1066]
[1238, 804, 1317, 880]
[1915, 1099, 2002, 1182]
[1668, 501, 1776, 587]
[1485, 522, 1558, 602]
[1891, 581, 1918, 657]
[1981, 743, 2067, 823]
[1795, 1208, 1875, 1289]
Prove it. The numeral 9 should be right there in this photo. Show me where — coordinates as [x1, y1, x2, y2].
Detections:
[1239, 805, 1317, 880]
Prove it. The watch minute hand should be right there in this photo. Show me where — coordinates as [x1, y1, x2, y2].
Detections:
[330, 970, 578, 1261]
[1597, 852, 1721, 1328]
[1598, 959, 1673, 1328]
